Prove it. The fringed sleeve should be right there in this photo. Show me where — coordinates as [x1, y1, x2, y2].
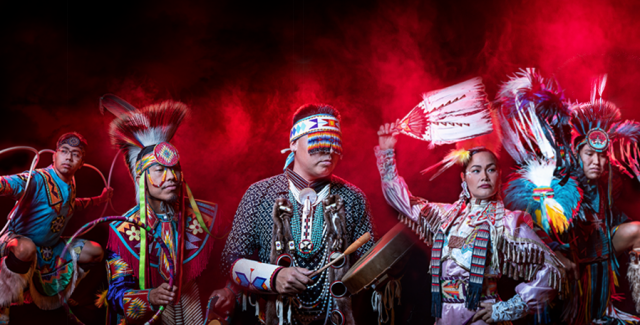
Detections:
[494, 210, 563, 320]
[375, 146, 449, 245]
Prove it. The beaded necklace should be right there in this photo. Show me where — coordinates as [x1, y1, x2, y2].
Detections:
[289, 191, 326, 258]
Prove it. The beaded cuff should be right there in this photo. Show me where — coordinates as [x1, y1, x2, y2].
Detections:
[374, 146, 397, 182]
[491, 294, 528, 322]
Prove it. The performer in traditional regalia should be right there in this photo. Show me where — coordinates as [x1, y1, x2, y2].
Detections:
[214, 103, 375, 325]
[0, 132, 112, 324]
[375, 77, 562, 324]
[98, 95, 220, 325]
[500, 69, 640, 324]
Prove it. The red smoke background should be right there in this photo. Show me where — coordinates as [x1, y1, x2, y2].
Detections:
[2, 0, 640, 323]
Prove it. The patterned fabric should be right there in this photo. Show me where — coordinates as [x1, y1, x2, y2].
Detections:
[105, 250, 207, 325]
[220, 173, 374, 323]
[289, 114, 341, 142]
[231, 259, 282, 292]
[107, 199, 218, 284]
[492, 294, 528, 322]
[104, 199, 218, 325]
[440, 276, 498, 303]
[0, 166, 97, 248]
[123, 290, 154, 324]
[31, 238, 85, 297]
[307, 131, 343, 156]
[221, 173, 373, 276]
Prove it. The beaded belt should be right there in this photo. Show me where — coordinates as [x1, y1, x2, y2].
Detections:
[440, 276, 498, 303]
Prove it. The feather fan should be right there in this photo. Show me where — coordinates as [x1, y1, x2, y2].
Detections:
[396, 77, 492, 146]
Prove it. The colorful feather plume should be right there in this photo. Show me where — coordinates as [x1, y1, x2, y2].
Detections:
[100, 94, 188, 180]
[496, 68, 572, 166]
[503, 159, 582, 236]
[420, 148, 472, 180]
[396, 77, 492, 146]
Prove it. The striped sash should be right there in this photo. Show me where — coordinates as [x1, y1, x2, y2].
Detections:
[430, 223, 491, 317]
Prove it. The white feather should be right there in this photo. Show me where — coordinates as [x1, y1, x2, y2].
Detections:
[519, 159, 556, 187]
[413, 77, 492, 145]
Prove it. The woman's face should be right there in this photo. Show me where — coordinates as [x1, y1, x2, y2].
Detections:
[461, 151, 500, 200]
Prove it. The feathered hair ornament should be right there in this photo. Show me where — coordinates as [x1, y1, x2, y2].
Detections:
[571, 75, 640, 179]
[395, 77, 493, 146]
[496, 68, 573, 167]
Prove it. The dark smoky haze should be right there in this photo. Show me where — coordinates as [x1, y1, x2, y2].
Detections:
[2, 0, 640, 322]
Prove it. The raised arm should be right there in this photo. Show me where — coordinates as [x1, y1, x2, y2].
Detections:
[375, 121, 424, 222]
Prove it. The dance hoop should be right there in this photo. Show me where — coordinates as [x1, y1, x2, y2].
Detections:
[59, 216, 175, 325]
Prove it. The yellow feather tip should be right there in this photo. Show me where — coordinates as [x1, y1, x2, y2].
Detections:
[545, 201, 569, 234]
[445, 149, 471, 166]
[95, 289, 109, 308]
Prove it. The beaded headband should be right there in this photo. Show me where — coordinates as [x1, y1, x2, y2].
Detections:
[289, 114, 341, 142]
[135, 141, 181, 176]
[57, 133, 87, 153]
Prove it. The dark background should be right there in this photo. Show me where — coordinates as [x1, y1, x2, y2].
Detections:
[2, 0, 640, 323]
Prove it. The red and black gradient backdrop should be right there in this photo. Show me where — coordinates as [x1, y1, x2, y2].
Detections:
[2, 0, 640, 323]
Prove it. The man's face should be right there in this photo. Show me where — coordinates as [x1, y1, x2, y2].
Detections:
[141, 165, 182, 203]
[53, 144, 84, 176]
[579, 145, 608, 180]
[291, 135, 340, 179]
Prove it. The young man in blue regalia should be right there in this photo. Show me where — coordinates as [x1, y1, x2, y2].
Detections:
[0, 132, 112, 324]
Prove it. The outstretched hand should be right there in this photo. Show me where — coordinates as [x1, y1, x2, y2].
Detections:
[377, 119, 400, 150]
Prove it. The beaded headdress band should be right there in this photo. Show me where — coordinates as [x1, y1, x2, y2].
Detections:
[283, 113, 343, 170]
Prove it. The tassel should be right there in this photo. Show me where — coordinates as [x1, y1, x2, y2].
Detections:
[276, 297, 284, 325]
[242, 293, 247, 311]
[465, 282, 482, 311]
[287, 299, 292, 324]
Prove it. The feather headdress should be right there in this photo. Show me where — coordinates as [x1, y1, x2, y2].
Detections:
[571, 76, 640, 178]
[396, 77, 493, 146]
[100, 94, 188, 182]
[496, 68, 573, 167]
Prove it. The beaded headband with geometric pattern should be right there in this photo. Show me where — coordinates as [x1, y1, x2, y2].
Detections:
[56, 132, 88, 153]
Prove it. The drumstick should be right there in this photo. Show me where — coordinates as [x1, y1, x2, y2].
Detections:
[309, 232, 371, 278]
